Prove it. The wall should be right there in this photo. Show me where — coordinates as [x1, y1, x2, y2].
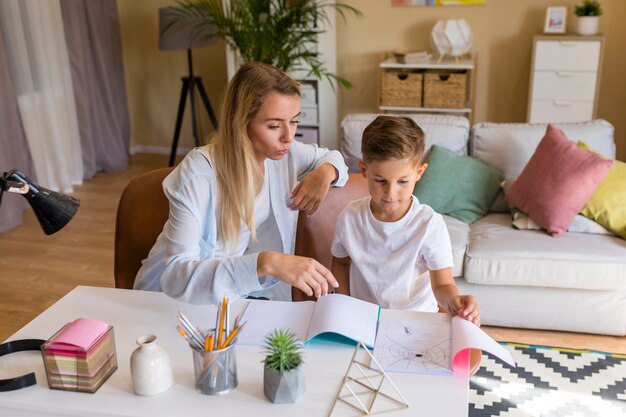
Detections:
[118, 0, 227, 154]
[118, 0, 625, 160]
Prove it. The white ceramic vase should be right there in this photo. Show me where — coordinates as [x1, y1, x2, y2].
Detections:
[576, 16, 600, 36]
[130, 334, 174, 396]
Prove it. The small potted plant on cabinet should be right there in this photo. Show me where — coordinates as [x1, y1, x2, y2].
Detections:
[575, 0, 602, 36]
[262, 329, 305, 403]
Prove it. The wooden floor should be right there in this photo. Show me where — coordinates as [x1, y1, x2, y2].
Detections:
[1, 153, 624, 353]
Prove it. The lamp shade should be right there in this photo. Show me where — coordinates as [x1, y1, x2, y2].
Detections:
[159, 6, 218, 50]
[1, 170, 79, 235]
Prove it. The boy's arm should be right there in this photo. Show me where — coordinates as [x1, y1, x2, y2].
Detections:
[429, 268, 480, 326]
[331, 256, 351, 295]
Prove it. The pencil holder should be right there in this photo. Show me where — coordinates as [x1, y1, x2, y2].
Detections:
[191, 342, 237, 395]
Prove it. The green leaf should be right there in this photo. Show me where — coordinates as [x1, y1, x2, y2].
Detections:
[262, 329, 304, 373]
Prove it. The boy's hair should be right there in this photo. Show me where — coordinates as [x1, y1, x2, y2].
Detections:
[361, 116, 425, 164]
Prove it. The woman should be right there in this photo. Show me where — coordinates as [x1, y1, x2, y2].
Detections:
[134, 62, 348, 304]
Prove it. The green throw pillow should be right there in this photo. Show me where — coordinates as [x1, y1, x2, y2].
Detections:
[414, 145, 503, 224]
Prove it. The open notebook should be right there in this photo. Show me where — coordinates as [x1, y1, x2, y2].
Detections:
[237, 294, 380, 348]
[372, 312, 515, 375]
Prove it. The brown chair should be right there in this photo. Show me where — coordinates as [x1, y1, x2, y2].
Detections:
[114, 167, 173, 289]
[293, 172, 369, 301]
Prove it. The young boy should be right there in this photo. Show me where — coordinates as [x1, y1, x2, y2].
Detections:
[331, 116, 480, 325]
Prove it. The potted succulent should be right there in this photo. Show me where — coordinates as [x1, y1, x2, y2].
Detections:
[166, 0, 361, 89]
[574, 0, 602, 36]
[262, 329, 305, 403]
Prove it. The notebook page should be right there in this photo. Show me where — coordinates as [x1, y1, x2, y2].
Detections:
[306, 294, 379, 347]
[237, 300, 315, 346]
[372, 312, 453, 374]
[451, 316, 516, 368]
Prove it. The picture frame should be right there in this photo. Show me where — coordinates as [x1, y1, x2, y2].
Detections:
[544, 6, 567, 34]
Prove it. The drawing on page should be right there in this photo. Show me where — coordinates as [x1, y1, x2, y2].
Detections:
[375, 321, 451, 373]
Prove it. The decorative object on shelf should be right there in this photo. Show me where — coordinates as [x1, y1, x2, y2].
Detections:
[327, 341, 409, 417]
[430, 19, 472, 63]
[0, 170, 79, 235]
[543, 6, 567, 34]
[574, 0, 602, 36]
[130, 334, 174, 396]
[158, 6, 219, 167]
[164, 0, 361, 89]
[262, 329, 305, 404]
[392, 50, 432, 64]
[392, 0, 485, 6]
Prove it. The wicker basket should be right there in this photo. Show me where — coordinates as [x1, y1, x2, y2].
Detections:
[380, 69, 423, 107]
[423, 70, 468, 109]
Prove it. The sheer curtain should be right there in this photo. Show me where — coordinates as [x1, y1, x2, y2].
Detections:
[0, 0, 83, 193]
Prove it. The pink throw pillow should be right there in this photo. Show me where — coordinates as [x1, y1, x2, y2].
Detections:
[505, 124, 613, 236]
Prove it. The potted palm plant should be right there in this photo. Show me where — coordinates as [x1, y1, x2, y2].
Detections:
[262, 329, 305, 403]
[166, 0, 361, 89]
[574, 0, 602, 36]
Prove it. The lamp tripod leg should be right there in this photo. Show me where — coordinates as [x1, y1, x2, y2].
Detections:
[188, 79, 201, 148]
[195, 79, 218, 130]
[169, 78, 191, 167]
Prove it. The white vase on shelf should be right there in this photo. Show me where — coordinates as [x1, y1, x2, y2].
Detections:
[576, 16, 600, 36]
[130, 334, 174, 396]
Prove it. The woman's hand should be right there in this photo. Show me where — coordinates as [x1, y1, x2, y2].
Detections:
[258, 251, 339, 298]
[289, 163, 337, 215]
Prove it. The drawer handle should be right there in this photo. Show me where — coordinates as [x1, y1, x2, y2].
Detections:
[553, 100, 572, 107]
[559, 41, 577, 47]
[555, 71, 574, 77]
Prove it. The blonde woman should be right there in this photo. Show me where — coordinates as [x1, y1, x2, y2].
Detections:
[134, 62, 348, 304]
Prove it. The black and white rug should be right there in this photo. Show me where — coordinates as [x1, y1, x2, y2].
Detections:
[469, 343, 626, 417]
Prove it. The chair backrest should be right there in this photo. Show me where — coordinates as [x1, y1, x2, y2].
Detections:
[292, 173, 369, 301]
[114, 167, 173, 289]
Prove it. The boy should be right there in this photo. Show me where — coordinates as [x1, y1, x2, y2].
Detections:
[331, 116, 480, 325]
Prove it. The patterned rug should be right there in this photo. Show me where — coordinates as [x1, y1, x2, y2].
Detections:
[469, 343, 626, 417]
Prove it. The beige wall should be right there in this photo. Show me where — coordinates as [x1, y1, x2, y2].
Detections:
[119, 0, 625, 160]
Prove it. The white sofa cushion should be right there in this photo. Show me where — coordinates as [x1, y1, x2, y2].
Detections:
[464, 213, 626, 291]
[470, 119, 615, 181]
[443, 214, 469, 278]
[340, 113, 469, 172]
[456, 277, 626, 335]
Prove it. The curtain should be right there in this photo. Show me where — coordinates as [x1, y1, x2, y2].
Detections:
[0, 23, 35, 232]
[60, 0, 130, 178]
[0, 0, 83, 193]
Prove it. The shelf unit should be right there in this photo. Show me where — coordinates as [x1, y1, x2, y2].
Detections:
[378, 54, 476, 124]
[224, 1, 338, 149]
[527, 35, 604, 124]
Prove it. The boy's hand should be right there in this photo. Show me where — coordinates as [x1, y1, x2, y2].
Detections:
[289, 163, 336, 216]
[444, 295, 480, 327]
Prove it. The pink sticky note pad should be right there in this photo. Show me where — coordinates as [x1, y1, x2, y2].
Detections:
[47, 318, 109, 351]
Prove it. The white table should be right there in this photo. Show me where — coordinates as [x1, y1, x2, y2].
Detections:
[0, 286, 469, 417]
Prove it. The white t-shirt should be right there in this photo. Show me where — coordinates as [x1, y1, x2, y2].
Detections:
[331, 195, 453, 311]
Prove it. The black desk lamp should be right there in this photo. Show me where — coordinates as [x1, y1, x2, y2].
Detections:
[0, 170, 79, 235]
[0, 170, 79, 391]
[159, 6, 219, 167]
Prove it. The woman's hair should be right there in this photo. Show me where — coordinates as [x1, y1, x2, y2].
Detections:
[361, 116, 425, 165]
[211, 62, 300, 251]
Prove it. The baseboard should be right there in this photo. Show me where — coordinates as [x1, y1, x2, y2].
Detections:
[130, 145, 192, 155]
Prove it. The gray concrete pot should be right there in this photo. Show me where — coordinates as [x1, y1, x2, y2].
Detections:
[263, 364, 305, 403]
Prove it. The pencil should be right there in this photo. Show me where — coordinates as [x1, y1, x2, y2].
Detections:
[214, 301, 221, 350]
[218, 321, 246, 349]
[205, 334, 214, 352]
[217, 296, 227, 347]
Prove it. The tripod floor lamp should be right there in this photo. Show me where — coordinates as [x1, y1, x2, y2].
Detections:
[159, 7, 218, 167]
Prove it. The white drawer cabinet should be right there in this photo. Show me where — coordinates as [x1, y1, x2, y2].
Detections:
[527, 35, 604, 123]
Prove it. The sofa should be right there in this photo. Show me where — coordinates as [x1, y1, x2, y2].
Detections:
[337, 114, 626, 336]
